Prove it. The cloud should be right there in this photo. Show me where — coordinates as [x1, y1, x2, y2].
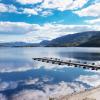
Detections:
[0, 69, 99, 100]
[41, 0, 89, 11]
[0, 3, 17, 13]
[0, 3, 8, 12]
[21, 7, 53, 16]
[42, 76, 53, 82]
[0, 94, 7, 100]
[40, 0, 72, 11]
[11, 81, 86, 100]
[11, 89, 48, 100]
[16, 0, 43, 5]
[0, 21, 100, 42]
[0, 81, 18, 91]
[67, 0, 89, 10]
[76, 75, 100, 87]
[85, 18, 100, 25]
[17, 0, 89, 11]
[0, 21, 39, 35]
[74, 3, 100, 17]
[24, 78, 39, 85]
[0, 65, 34, 73]
[40, 10, 53, 16]
[1, 0, 97, 17]
[23, 8, 38, 15]
[0, 59, 72, 73]
[0, 59, 36, 73]
[16, 0, 89, 16]
[0, 0, 98, 17]
[43, 81, 85, 98]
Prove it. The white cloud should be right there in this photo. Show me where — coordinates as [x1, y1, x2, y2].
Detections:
[23, 8, 38, 15]
[25, 23, 100, 42]
[74, 3, 100, 17]
[41, 10, 53, 16]
[85, 18, 100, 25]
[16, 0, 43, 5]
[42, 76, 53, 82]
[0, 21, 39, 35]
[40, 0, 73, 11]
[0, 3, 8, 12]
[0, 0, 98, 17]
[0, 81, 18, 91]
[0, 21, 100, 42]
[24, 78, 39, 85]
[76, 75, 100, 87]
[0, 73, 100, 100]
[0, 63, 35, 73]
[17, 0, 89, 11]
[68, 0, 89, 10]
[11, 89, 48, 100]
[0, 82, 10, 91]
[11, 81, 86, 100]
[43, 81, 85, 98]
[41, 0, 89, 11]
[0, 3, 17, 13]
[0, 58, 38, 73]
[7, 5, 17, 13]
[22, 7, 53, 16]
[16, 0, 89, 16]
[0, 94, 7, 100]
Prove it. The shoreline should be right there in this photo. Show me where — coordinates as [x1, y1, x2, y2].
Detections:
[51, 85, 100, 100]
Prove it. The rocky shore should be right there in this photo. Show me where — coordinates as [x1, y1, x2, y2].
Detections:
[51, 86, 100, 100]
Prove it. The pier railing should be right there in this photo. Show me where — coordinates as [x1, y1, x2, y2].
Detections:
[32, 57, 100, 70]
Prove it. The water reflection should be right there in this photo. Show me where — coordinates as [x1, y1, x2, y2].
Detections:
[59, 52, 100, 61]
[0, 47, 100, 100]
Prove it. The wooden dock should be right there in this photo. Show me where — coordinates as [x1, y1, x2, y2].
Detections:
[32, 57, 100, 70]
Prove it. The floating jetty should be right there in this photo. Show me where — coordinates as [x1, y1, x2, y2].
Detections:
[32, 57, 100, 70]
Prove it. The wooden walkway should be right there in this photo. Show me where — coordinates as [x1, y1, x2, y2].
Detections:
[32, 57, 100, 70]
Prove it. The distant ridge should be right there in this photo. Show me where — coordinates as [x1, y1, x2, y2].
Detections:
[0, 31, 100, 47]
[46, 31, 100, 47]
[0, 42, 39, 47]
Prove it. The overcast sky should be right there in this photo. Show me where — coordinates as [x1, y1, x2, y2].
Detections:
[0, 0, 100, 43]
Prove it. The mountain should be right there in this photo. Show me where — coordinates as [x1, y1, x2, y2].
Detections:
[0, 41, 50, 47]
[0, 42, 40, 47]
[0, 31, 100, 47]
[79, 33, 100, 47]
[46, 31, 100, 47]
[39, 40, 50, 46]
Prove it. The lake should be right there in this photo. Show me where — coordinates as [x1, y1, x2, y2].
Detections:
[0, 47, 100, 100]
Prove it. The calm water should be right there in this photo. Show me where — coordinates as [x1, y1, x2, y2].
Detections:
[0, 47, 100, 100]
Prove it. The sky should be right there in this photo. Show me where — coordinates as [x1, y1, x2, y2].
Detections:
[0, 0, 100, 43]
